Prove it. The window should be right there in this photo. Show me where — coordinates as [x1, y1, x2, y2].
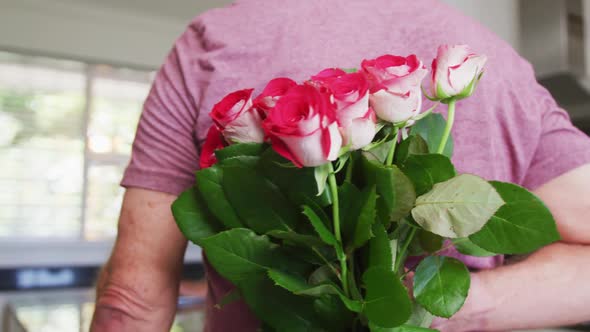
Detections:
[0, 51, 153, 241]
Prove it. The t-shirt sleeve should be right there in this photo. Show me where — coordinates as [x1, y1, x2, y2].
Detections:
[522, 87, 590, 190]
[121, 21, 212, 195]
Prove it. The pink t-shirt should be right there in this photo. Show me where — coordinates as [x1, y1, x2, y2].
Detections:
[121, 0, 590, 330]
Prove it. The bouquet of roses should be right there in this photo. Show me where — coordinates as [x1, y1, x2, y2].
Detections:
[172, 45, 560, 331]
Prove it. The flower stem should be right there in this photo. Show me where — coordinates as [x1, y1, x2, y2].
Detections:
[437, 99, 456, 154]
[385, 126, 400, 166]
[394, 227, 417, 274]
[328, 163, 350, 296]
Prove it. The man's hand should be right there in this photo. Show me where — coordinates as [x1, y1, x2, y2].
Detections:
[432, 164, 590, 331]
[90, 188, 188, 332]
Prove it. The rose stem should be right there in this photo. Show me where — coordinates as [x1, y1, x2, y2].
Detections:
[328, 163, 350, 296]
[394, 227, 417, 274]
[437, 99, 456, 154]
[385, 126, 400, 166]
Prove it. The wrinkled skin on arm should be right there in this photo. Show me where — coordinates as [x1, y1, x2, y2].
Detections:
[90, 188, 188, 332]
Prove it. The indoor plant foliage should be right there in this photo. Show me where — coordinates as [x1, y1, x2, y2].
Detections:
[172, 45, 560, 332]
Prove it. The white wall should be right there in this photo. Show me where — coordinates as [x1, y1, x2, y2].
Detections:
[584, 0, 590, 79]
[520, 0, 569, 77]
[441, 0, 521, 50]
[0, 0, 523, 69]
[0, 0, 190, 68]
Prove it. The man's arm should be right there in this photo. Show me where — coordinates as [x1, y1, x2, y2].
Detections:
[90, 188, 187, 332]
[434, 164, 590, 332]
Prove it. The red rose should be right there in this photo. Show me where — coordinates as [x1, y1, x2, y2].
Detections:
[199, 125, 225, 169]
[263, 84, 342, 167]
[253, 78, 297, 114]
[311, 69, 376, 150]
[210, 89, 264, 144]
[431, 44, 487, 100]
[362, 54, 428, 125]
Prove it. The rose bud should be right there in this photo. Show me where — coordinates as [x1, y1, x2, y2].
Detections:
[253, 77, 297, 114]
[263, 84, 342, 167]
[362, 54, 428, 126]
[431, 44, 487, 100]
[199, 125, 225, 169]
[311, 68, 377, 150]
[210, 88, 265, 144]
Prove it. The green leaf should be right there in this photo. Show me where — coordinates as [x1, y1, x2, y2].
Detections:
[418, 230, 444, 254]
[239, 277, 321, 332]
[368, 223, 394, 271]
[196, 166, 243, 229]
[410, 113, 453, 158]
[171, 187, 221, 245]
[370, 323, 439, 332]
[199, 228, 279, 282]
[214, 288, 242, 309]
[395, 135, 429, 164]
[314, 163, 331, 196]
[266, 230, 325, 247]
[267, 269, 310, 292]
[314, 295, 355, 332]
[308, 265, 338, 285]
[268, 270, 362, 312]
[302, 195, 333, 230]
[302, 205, 337, 246]
[214, 143, 266, 162]
[469, 181, 560, 254]
[216, 155, 260, 168]
[339, 182, 362, 239]
[390, 166, 417, 221]
[411, 174, 505, 238]
[258, 149, 331, 207]
[281, 243, 335, 267]
[338, 182, 377, 252]
[399, 154, 456, 196]
[363, 267, 412, 328]
[406, 302, 435, 328]
[413, 256, 471, 318]
[452, 238, 496, 257]
[363, 138, 395, 164]
[222, 166, 299, 233]
[361, 157, 417, 225]
[349, 185, 378, 250]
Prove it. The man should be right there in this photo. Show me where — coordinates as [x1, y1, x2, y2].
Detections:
[90, 0, 590, 331]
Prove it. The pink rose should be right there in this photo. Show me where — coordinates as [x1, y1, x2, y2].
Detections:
[263, 84, 342, 167]
[311, 68, 377, 150]
[210, 89, 265, 144]
[199, 125, 225, 169]
[253, 78, 297, 114]
[431, 44, 487, 100]
[362, 55, 428, 125]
